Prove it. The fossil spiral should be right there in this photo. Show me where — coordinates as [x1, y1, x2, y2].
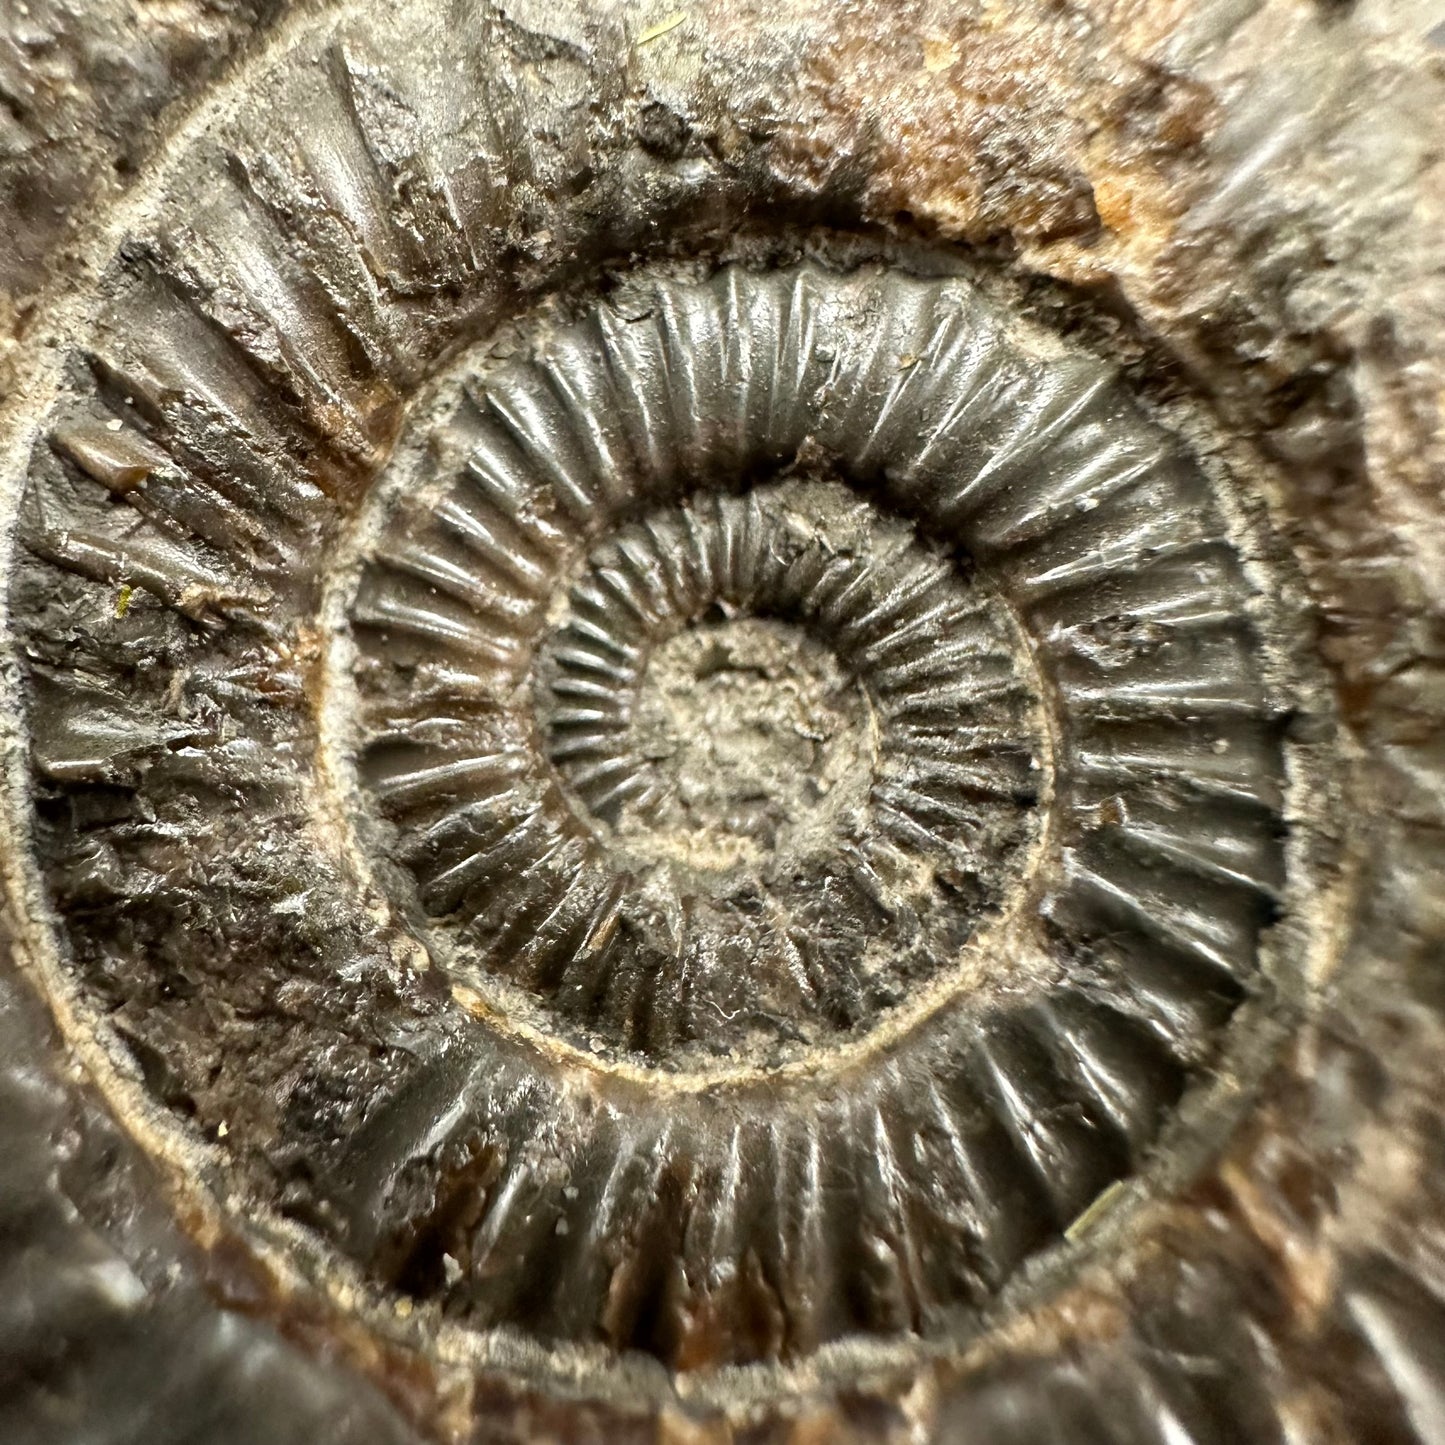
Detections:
[1, 2, 1443, 1442]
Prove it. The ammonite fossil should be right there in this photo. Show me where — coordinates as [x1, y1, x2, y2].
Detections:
[1, 2, 1443, 1442]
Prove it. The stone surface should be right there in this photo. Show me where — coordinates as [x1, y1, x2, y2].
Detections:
[0, 1, 1442, 1441]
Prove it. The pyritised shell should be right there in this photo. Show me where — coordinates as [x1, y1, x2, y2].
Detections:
[0, 2, 1442, 1443]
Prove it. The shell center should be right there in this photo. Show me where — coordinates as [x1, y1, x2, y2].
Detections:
[567, 615, 876, 881]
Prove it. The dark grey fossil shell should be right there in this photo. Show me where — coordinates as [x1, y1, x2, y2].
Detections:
[324, 259, 1296, 1359]
[1, 2, 1443, 1442]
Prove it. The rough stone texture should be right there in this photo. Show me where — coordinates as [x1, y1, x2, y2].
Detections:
[0, 0, 286, 397]
[0, 1, 1443, 1442]
[0, 913, 423, 1445]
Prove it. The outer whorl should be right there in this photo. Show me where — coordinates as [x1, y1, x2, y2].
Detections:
[0, 3, 1441, 1443]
